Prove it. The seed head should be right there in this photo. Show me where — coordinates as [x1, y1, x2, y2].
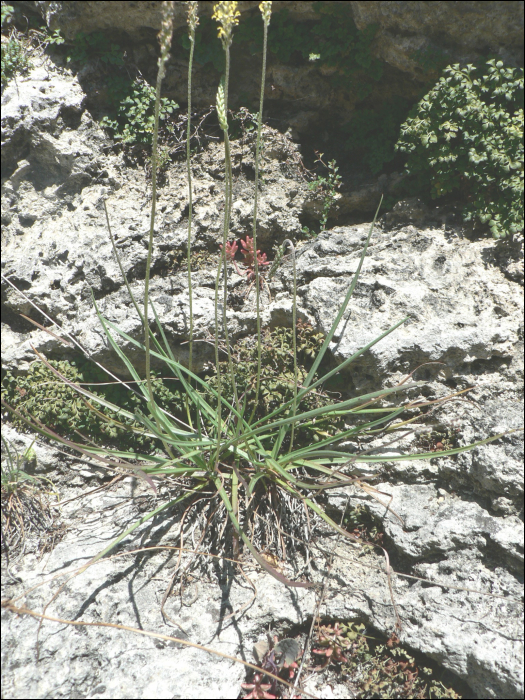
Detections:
[212, 1, 240, 48]
[259, 1, 272, 25]
[157, 1, 175, 76]
[186, 0, 199, 35]
[216, 79, 228, 131]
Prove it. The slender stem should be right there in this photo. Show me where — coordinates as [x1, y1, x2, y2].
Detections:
[214, 49, 241, 465]
[184, 22, 196, 430]
[144, 21, 174, 460]
[285, 239, 297, 451]
[213, 260, 223, 465]
[186, 27, 195, 377]
[231, 464, 239, 559]
[143, 89, 159, 414]
[249, 16, 269, 424]
[220, 48, 242, 428]
[143, 60, 167, 458]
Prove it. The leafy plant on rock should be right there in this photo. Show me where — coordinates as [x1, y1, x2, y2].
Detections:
[312, 621, 360, 668]
[1, 360, 185, 452]
[206, 323, 343, 446]
[1, 2, 13, 28]
[1, 3, 30, 85]
[101, 78, 179, 145]
[302, 154, 342, 237]
[222, 235, 270, 281]
[340, 626, 461, 699]
[242, 635, 301, 699]
[396, 59, 524, 239]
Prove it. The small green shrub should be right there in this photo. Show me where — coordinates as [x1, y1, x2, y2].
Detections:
[1, 2, 13, 28]
[1, 4, 30, 86]
[1, 34, 29, 84]
[396, 59, 524, 239]
[101, 79, 179, 145]
[56, 31, 179, 148]
[302, 153, 342, 238]
[44, 28, 65, 47]
[302, 155, 342, 237]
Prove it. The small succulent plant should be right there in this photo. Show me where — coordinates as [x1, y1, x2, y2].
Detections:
[311, 622, 358, 669]
[221, 235, 270, 281]
[242, 635, 301, 699]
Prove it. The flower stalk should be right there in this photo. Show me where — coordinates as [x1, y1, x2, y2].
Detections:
[249, 1, 272, 423]
[144, 0, 175, 458]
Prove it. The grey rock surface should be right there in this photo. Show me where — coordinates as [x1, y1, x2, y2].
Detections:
[326, 483, 524, 699]
[351, 0, 524, 78]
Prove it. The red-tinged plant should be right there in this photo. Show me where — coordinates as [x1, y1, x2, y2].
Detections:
[240, 234, 270, 272]
[221, 235, 270, 282]
[241, 636, 303, 699]
[223, 238, 239, 261]
[241, 673, 276, 699]
[220, 238, 243, 277]
[312, 622, 354, 669]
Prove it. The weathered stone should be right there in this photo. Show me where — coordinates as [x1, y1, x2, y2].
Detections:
[352, 1, 524, 79]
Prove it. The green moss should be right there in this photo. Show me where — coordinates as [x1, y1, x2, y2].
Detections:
[1, 324, 338, 452]
[1, 359, 186, 453]
[206, 323, 343, 445]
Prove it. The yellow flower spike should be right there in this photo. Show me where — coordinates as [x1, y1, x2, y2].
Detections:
[186, 0, 199, 34]
[259, 1, 272, 25]
[212, 1, 241, 48]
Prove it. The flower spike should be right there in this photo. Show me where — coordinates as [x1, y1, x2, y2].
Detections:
[212, 1, 241, 48]
[259, 1, 272, 25]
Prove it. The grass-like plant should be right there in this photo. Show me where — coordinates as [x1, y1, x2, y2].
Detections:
[1, 432, 59, 564]
[2, 0, 520, 604]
